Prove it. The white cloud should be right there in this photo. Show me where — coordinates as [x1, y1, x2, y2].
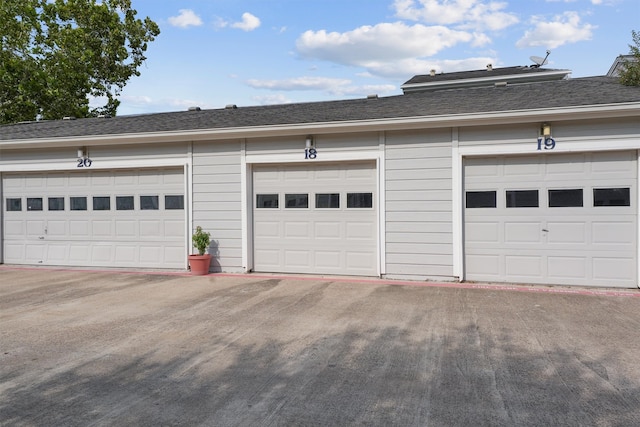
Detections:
[246, 76, 396, 97]
[232, 12, 261, 31]
[253, 94, 293, 105]
[296, 22, 475, 67]
[168, 9, 203, 29]
[361, 57, 496, 79]
[516, 11, 596, 49]
[247, 76, 353, 92]
[393, 0, 519, 31]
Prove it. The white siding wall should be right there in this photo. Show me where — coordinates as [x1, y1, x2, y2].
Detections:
[384, 129, 454, 280]
[458, 118, 640, 148]
[0, 143, 188, 166]
[192, 140, 243, 273]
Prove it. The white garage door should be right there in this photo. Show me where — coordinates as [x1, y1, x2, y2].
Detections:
[2, 168, 186, 269]
[464, 151, 637, 287]
[253, 162, 378, 276]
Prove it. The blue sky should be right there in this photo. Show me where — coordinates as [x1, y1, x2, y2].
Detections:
[112, 0, 640, 116]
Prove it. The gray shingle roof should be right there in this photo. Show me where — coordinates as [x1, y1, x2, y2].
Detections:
[1, 76, 639, 141]
[402, 65, 566, 85]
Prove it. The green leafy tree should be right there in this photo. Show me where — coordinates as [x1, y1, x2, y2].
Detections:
[619, 30, 640, 86]
[0, 0, 160, 124]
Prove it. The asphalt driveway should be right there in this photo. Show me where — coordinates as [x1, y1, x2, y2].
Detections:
[1, 267, 640, 426]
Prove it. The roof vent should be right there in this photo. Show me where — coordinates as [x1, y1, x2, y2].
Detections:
[62, 116, 76, 120]
[188, 106, 201, 111]
[430, 69, 436, 76]
[225, 104, 237, 109]
[97, 114, 111, 118]
[487, 64, 493, 71]
[367, 94, 378, 99]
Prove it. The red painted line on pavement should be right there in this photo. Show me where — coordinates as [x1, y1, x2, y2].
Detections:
[1, 265, 639, 298]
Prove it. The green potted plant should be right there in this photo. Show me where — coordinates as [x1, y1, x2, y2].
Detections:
[188, 226, 211, 275]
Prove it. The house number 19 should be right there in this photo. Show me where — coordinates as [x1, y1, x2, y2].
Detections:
[304, 148, 317, 159]
[537, 137, 556, 151]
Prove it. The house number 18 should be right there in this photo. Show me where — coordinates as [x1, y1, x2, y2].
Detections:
[304, 148, 317, 159]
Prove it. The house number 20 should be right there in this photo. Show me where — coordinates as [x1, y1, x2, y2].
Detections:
[77, 158, 93, 167]
[304, 148, 317, 159]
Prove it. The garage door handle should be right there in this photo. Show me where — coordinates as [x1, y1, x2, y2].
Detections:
[542, 229, 549, 232]
[38, 236, 45, 240]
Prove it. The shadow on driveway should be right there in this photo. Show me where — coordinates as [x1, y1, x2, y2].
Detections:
[1, 270, 639, 426]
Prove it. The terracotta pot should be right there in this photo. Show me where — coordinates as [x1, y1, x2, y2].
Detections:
[188, 254, 212, 276]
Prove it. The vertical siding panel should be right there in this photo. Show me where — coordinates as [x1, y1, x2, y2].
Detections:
[192, 141, 243, 272]
[385, 130, 454, 280]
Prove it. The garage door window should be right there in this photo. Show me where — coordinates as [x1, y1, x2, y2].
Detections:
[466, 191, 496, 208]
[27, 198, 43, 211]
[116, 196, 134, 210]
[256, 194, 279, 208]
[140, 195, 159, 210]
[165, 195, 184, 210]
[316, 193, 340, 209]
[347, 192, 373, 208]
[506, 190, 538, 208]
[48, 197, 65, 211]
[6, 198, 22, 211]
[93, 196, 111, 211]
[70, 197, 87, 211]
[594, 188, 630, 206]
[549, 189, 583, 207]
[285, 194, 309, 208]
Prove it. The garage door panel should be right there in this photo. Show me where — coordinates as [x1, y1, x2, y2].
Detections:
[464, 152, 637, 287]
[255, 221, 280, 238]
[505, 255, 543, 277]
[346, 252, 376, 271]
[346, 222, 374, 240]
[47, 221, 67, 236]
[26, 221, 44, 236]
[593, 257, 635, 281]
[5, 220, 24, 236]
[140, 220, 162, 236]
[46, 244, 68, 262]
[116, 220, 136, 237]
[546, 222, 586, 244]
[504, 161, 542, 177]
[69, 245, 90, 262]
[69, 221, 89, 236]
[504, 222, 543, 243]
[284, 250, 310, 268]
[466, 221, 499, 243]
[92, 221, 112, 237]
[465, 254, 500, 276]
[315, 222, 341, 239]
[284, 222, 310, 239]
[3, 168, 185, 269]
[592, 222, 634, 244]
[316, 251, 341, 268]
[253, 162, 377, 276]
[165, 220, 186, 238]
[255, 249, 280, 268]
[548, 257, 587, 279]
[91, 245, 112, 262]
[25, 244, 45, 260]
[115, 246, 137, 263]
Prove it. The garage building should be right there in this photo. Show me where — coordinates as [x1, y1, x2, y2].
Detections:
[1, 62, 639, 288]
